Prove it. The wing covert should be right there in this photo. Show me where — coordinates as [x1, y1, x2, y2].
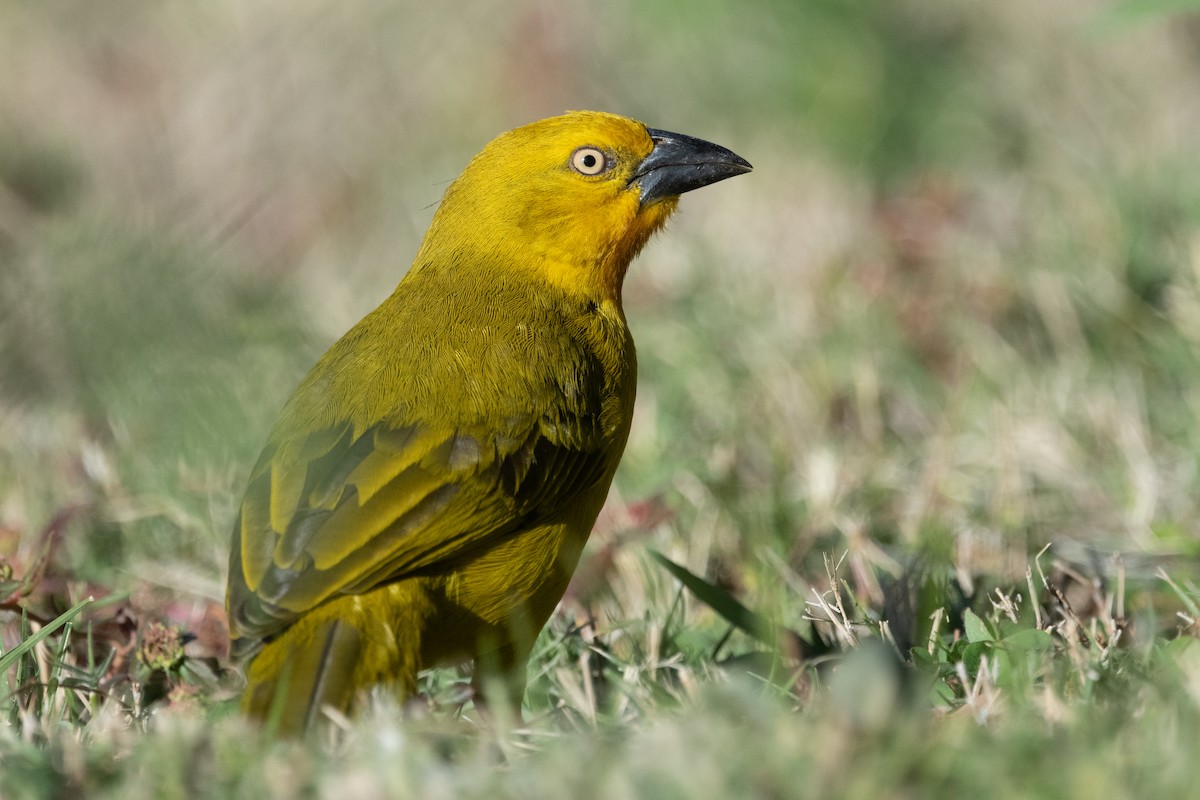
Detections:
[226, 413, 610, 657]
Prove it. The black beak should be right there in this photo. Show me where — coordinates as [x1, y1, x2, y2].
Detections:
[630, 128, 752, 205]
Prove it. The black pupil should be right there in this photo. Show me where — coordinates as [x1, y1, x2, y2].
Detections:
[582, 153, 597, 168]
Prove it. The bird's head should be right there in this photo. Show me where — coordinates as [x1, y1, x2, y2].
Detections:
[416, 111, 751, 307]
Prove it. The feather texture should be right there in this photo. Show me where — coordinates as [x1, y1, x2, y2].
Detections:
[225, 111, 749, 734]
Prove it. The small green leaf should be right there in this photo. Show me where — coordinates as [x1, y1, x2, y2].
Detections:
[910, 648, 938, 668]
[930, 679, 957, 707]
[963, 608, 994, 643]
[962, 641, 991, 674]
[990, 649, 1014, 687]
[1001, 628, 1055, 653]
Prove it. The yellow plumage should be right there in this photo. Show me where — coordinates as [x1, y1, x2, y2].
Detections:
[225, 111, 750, 734]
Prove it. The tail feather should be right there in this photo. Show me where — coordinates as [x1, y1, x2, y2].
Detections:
[242, 619, 363, 737]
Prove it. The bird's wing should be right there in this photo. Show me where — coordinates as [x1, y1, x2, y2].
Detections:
[226, 414, 609, 657]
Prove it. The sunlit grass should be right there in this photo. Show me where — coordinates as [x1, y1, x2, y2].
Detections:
[4, 0, 1200, 797]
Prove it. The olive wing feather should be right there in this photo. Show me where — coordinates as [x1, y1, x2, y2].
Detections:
[226, 414, 609, 659]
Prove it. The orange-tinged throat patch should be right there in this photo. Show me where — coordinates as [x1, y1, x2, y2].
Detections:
[524, 188, 679, 307]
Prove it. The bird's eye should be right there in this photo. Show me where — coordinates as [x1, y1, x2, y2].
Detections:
[570, 147, 610, 176]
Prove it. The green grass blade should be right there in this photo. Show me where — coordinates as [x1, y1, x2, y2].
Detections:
[0, 596, 95, 676]
[650, 551, 775, 646]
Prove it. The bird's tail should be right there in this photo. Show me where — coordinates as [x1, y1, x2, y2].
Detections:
[241, 618, 363, 737]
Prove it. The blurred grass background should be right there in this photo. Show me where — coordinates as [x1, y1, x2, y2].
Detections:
[3, 0, 1200, 796]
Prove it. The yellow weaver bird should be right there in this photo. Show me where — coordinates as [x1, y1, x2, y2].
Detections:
[225, 111, 750, 734]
